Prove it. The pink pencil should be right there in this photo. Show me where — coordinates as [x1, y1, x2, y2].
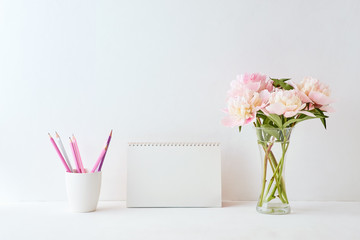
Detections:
[98, 130, 112, 172]
[72, 135, 85, 173]
[91, 146, 107, 173]
[70, 138, 81, 173]
[48, 133, 71, 172]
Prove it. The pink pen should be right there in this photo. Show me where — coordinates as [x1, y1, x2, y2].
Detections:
[48, 133, 71, 172]
[70, 138, 81, 173]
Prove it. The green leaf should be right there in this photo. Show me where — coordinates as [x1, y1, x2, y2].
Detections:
[270, 78, 291, 82]
[321, 118, 327, 129]
[282, 111, 328, 128]
[309, 109, 329, 119]
[270, 78, 294, 90]
[266, 114, 283, 128]
[256, 112, 267, 121]
[283, 116, 315, 128]
[263, 117, 271, 125]
[313, 108, 328, 129]
[238, 126, 242, 132]
[256, 117, 261, 127]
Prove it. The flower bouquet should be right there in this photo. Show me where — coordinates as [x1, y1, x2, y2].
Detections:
[222, 73, 333, 214]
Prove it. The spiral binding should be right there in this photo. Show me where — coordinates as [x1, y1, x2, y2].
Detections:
[128, 142, 220, 147]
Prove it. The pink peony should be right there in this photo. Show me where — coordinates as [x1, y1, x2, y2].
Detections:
[264, 90, 313, 118]
[227, 73, 273, 99]
[297, 77, 333, 112]
[222, 89, 265, 127]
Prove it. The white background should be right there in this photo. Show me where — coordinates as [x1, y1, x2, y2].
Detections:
[0, 0, 359, 202]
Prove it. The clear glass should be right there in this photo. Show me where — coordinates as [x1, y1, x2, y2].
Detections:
[255, 127, 293, 215]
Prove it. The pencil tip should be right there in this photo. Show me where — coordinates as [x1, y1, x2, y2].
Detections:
[55, 131, 59, 138]
[48, 133, 52, 138]
[110, 130, 113, 136]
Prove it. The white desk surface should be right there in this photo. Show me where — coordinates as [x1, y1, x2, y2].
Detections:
[1, 201, 359, 240]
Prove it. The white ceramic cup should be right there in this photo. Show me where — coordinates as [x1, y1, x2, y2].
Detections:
[65, 171, 102, 213]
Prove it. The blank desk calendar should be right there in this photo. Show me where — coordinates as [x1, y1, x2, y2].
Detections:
[127, 142, 222, 207]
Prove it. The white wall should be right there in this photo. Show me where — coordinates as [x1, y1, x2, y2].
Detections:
[0, 0, 359, 202]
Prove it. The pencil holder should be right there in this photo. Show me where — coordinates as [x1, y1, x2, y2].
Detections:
[65, 171, 102, 213]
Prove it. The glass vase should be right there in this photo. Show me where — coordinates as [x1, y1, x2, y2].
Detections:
[255, 127, 293, 215]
